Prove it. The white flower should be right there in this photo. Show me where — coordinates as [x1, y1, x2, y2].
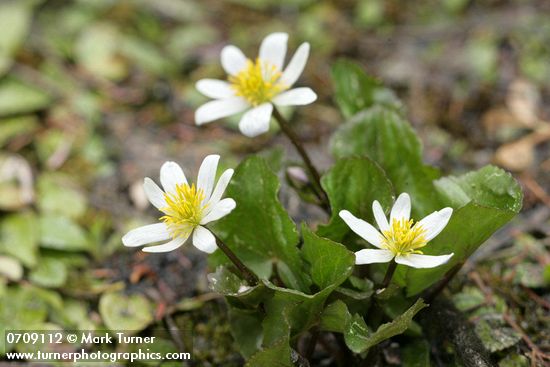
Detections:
[122, 155, 235, 254]
[339, 193, 454, 269]
[195, 32, 317, 137]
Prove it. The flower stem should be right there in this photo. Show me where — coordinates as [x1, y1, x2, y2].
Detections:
[424, 262, 464, 303]
[272, 107, 330, 211]
[212, 231, 258, 286]
[380, 259, 397, 289]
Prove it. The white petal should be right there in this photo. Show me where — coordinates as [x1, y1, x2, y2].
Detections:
[390, 193, 411, 223]
[417, 207, 453, 241]
[221, 45, 247, 75]
[160, 161, 187, 194]
[339, 210, 383, 248]
[195, 97, 249, 125]
[197, 154, 219, 201]
[201, 198, 236, 225]
[238, 102, 273, 137]
[355, 249, 394, 265]
[272, 88, 317, 106]
[122, 223, 170, 247]
[372, 200, 389, 232]
[280, 42, 309, 87]
[143, 178, 166, 210]
[206, 169, 234, 207]
[259, 32, 288, 71]
[196, 79, 235, 99]
[395, 253, 454, 269]
[192, 226, 218, 254]
[143, 236, 187, 253]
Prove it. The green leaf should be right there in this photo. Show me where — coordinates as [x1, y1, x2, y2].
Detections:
[513, 263, 545, 288]
[260, 283, 325, 346]
[29, 256, 68, 288]
[220, 228, 354, 359]
[261, 229, 354, 344]
[208, 267, 269, 309]
[301, 225, 355, 289]
[344, 298, 427, 354]
[0, 211, 39, 267]
[499, 354, 530, 367]
[212, 156, 309, 291]
[331, 59, 402, 119]
[119, 36, 175, 76]
[229, 307, 263, 359]
[245, 337, 292, 367]
[404, 166, 522, 296]
[0, 285, 49, 353]
[452, 286, 486, 312]
[0, 1, 34, 77]
[55, 299, 95, 330]
[0, 256, 23, 281]
[320, 300, 351, 333]
[39, 215, 89, 251]
[0, 116, 38, 148]
[318, 156, 394, 241]
[75, 23, 127, 80]
[99, 292, 153, 334]
[34, 129, 71, 165]
[336, 276, 374, 301]
[37, 173, 87, 219]
[475, 316, 521, 353]
[0, 78, 51, 117]
[167, 24, 218, 64]
[401, 339, 431, 367]
[344, 313, 371, 354]
[434, 165, 522, 213]
[331, 106, 442, 218]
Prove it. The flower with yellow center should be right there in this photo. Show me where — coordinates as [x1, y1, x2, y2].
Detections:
[195, 32, 317, 137]
[339, 193, 454, 268]
[122, 155, 236, 254]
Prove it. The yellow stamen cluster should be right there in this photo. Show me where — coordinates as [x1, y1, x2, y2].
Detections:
[229, 58, 285, 106]
[160, 183, 207, 238]
[381, 219, 427, 256]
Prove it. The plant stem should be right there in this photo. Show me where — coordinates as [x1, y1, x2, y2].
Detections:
[380, 259, 397, 289]
[304, 328, 319, 361]
[272, 107, 330, 211]
[424, 262, 464, 303]
[211, 231, 258, 286]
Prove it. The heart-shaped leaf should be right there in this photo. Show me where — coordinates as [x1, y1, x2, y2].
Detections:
[99, 292, 153, 334]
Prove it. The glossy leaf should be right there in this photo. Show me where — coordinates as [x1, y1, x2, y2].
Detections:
[229, 307, 264, 359]
[318, 156, 394, 241]
[301, 225, 355, 289]
[331, 59, 402, 119]
[245, 337, 292, 367]
[320, 300, 351, 333]
[344, 298, 427, 353]
[331, 106, 442, 218]
[403, 166, 522, 296]
[212, 156, 309, 291]
[261, 229, 354, 344]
